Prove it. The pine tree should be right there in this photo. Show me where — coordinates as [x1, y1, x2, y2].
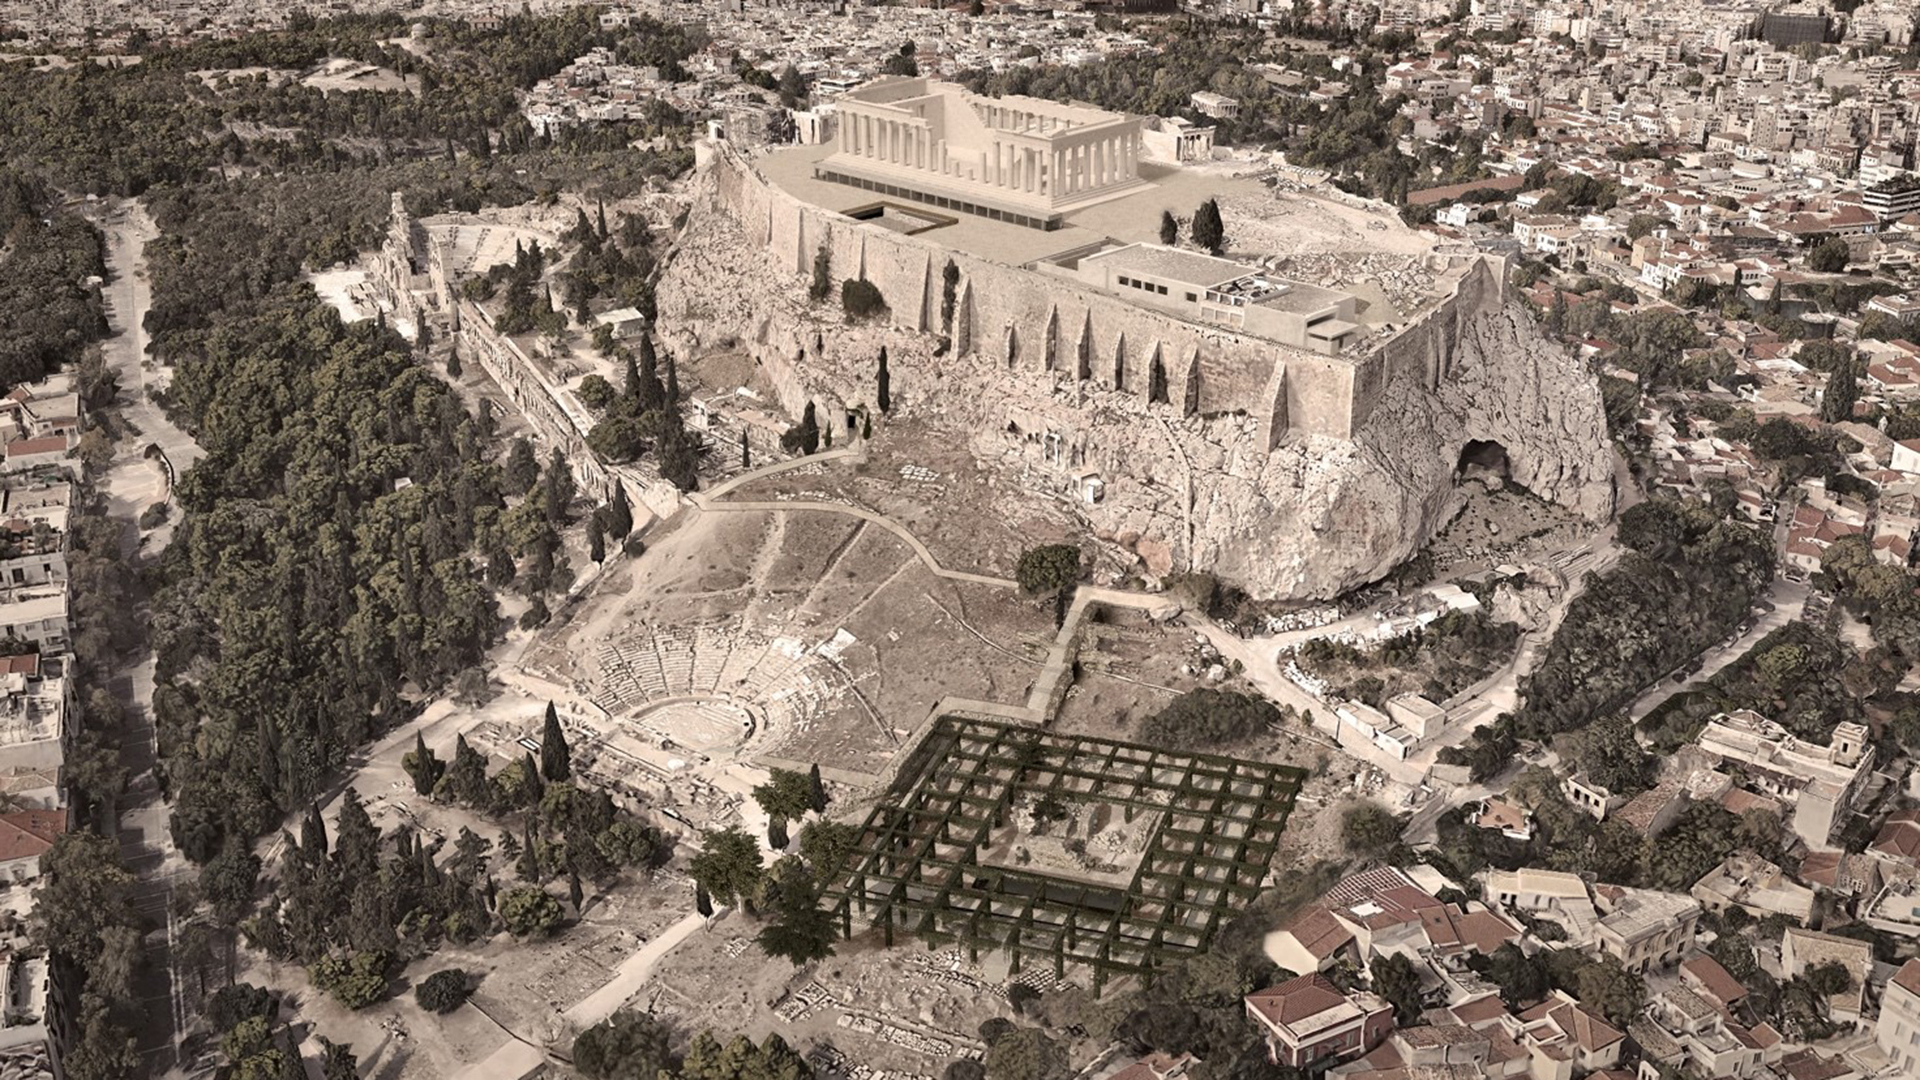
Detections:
[1159, 209, 1179, 246]
[540, 703, 571, 782]
[877, 347, 891, 413]
[769, 815, 789, 850]
[333, 788, 379, 880]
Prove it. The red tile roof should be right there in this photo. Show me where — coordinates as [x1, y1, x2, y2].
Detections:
[1893, 958, 1920, 999]
[0, 809, 65, 863]
[5, 436, 67, 458]
[1681, 954, 1749, 1006]
[1280, 904, 1357, 961]
[1873, 809, 1920, 863]
[1247, 974, 1353, 1028]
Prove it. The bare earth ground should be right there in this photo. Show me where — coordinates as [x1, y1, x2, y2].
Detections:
[712, 417, 1092, 585]
[647, 920, 1036, 1078]
[1423, 482, 1592, 578]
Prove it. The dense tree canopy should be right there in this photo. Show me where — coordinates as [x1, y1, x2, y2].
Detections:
[0, 171, 109, 393]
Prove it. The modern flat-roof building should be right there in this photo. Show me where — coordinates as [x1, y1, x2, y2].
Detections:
[1594, 888, 1700, 974]
[816, 76, 1149, 230]
[1070, 244, 1360, 354]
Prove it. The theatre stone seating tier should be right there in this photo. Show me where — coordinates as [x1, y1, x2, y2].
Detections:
[589, 623, 843, 752]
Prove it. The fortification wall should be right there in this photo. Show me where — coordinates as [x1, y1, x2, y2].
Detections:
[661, 146, 1615, 600]
[709, 145, 1517, 446]
[713, 146, 1358, 439]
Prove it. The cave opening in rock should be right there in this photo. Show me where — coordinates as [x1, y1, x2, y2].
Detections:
[1456, 439, 1512, 483]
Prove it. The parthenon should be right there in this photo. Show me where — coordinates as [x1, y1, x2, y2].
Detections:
[816, 76, 1150, 229]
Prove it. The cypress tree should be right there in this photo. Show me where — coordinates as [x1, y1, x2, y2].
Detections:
[696, 883, 713, 917]
[522, 751, 544, 806]
[569, 866, 585, 910]
[302, 802, 329, 861]
[410, 731, 441, 796]
[809, 764, 827, 813]
[606, 483, 633, 540]
[769, 815, 789, 849]
[741, 429, 751, 469]
[1192, 198, 1225, 255]
[518, 821, 540, 882]
[589, 516, 606, 563]
[635, 336, 666, 413]
[877, 346, 891, 413]
[1159, 209, 1179, 246]
[540, 703, 571, 782]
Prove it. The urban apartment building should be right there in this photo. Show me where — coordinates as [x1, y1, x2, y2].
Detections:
[1878, 960, 1920, 1076]
[1694, 711, 1873, 850]
[1594, 888, 1701, 974]
[816, 76, 1149, 229]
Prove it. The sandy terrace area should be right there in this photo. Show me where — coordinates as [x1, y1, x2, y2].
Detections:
[710, 418, 1093, 586]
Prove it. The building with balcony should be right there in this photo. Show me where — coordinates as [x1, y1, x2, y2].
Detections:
[1245, 974, 1395, 1069]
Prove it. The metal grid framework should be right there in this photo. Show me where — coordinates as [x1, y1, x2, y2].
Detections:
[824, 716, 1305, 992]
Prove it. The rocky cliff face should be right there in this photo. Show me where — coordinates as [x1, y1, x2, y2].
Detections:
[657, 176, 1614, 602]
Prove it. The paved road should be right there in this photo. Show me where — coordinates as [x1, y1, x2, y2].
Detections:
[85, 197, 204, 1071]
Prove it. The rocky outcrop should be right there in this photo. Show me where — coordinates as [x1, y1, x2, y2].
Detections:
[656, 163, 1614, 601]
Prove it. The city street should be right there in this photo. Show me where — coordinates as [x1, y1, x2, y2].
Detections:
[84, 196, 204, 1070]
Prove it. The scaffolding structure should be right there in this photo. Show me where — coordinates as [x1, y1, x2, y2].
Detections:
[823, 716, 1305, 994]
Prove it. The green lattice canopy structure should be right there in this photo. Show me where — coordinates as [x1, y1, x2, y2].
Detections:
[823, 716, 1305, 992]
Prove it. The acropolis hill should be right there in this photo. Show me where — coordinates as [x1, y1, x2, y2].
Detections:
[657, 80, 1617, 600]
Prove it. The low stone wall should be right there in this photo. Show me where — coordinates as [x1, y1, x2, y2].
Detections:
[453, 299, 684, 523]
